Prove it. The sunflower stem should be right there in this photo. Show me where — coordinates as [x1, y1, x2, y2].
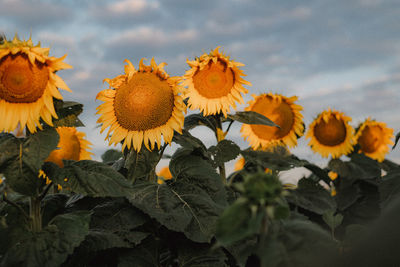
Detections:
[30, 196, 42, 232]
[215, 115, 227, 184]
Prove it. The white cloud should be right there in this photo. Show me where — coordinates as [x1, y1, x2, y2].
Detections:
[106, 0, 159, 15]
[107, 26, 197, 46]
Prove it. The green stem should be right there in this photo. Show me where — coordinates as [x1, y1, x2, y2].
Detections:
[30, 197, 42, 232]
[215, 115, 227, 184]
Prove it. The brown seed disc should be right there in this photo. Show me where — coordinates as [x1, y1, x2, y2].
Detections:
[192, 60, 235, 98]
[0, 54, 49, 103]
[114, 72, 174, 131]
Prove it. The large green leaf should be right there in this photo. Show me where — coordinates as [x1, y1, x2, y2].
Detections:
[208, 139, 241, 167]
[286, 178, 336, 215]
[228, 111, 280, 128]
[52, 160, 133, 197]
[127, 180, 226, 243]
[169, 149, 227, 205]
[2, 128, 59, 196]
[1, 211, 91, 267]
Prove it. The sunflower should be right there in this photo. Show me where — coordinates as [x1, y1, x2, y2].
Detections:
[46, 127, 93, 168]
[234, 157, 246, 171]
[157, 166, 173, 184]
[306, 109, 354, 158]
[355, 118, 394, 162]
[0, 35, 72, 133]
[181, 47, 251, 116]
[241, 93, 304, 150]
[96, 58, 185, 152]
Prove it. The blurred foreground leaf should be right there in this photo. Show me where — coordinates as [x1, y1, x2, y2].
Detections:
[1, 211, 91, 267]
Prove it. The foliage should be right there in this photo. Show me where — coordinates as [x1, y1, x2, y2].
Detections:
[0, 47, 399, 266]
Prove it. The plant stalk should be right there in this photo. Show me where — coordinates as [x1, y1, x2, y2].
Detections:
[30, 196, 42, 232]
[215, 115, 227, 184]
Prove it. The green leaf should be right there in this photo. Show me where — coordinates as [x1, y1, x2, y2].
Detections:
[2, 128, 59, 196]
[329, 154, 381, 181]
[228, 111, 280, 128]
[216, 199, 264, 246]
[1, 211, 91, 267]
[127, 163, 227, 243]
[177, 242, 227, 267]
[169, 149, 227, 205]
[0, 133, 19, 170]
[209, 139, 241, 167]
[261, 219, 336, 267]
[286, 178, 336, 215]
[52, 100, 84, 127]
[41, 193, 69, 226]
[322, 210, 343, 230]
[241, 149, 308, 172]
[101, 149, 122, 163]
[172, 129, 209, 158]
[184, 113, 217, 131]
[124, 147, 160, 182]
[379, 168, 400, 208]
[118, 237, 159, 267]
[53, 160, 133, 197]
[87, 198, 150, 248]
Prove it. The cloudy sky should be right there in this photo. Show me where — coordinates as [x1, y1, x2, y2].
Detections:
[1, 0, 400, 174]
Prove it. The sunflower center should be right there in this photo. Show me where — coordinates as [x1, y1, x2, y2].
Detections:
[314, 117, 347, 146]
[358, 125, 383, 153]
[114, 72, 174, 131]
[250, 96, 294, 140]
[192, 60, 234, 98]
[0, 54, 49, 103]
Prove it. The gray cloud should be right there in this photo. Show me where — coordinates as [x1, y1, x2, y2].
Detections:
[0, 0, 75, 29]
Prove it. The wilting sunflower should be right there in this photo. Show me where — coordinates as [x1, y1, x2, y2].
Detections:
[96, 58, 185, 152]
[306, 109, 354, 158]
[157, 166, 173, 184]
[181, 47, 251, 116]
[355, 118, 394, 162]
[0, 35, 72, 133]
[46, 127, 93, 168]
[241, 93, 304, 150]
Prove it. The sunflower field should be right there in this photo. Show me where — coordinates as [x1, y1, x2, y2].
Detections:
[1, 35, 400, 267]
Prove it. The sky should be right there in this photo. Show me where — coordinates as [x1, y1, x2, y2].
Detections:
[1, 0, 400, 176]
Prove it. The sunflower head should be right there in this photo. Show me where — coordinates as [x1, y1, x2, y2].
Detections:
[241, 93, 304, 150]
[46, 127, 93, 168]
[181, 47, 251, 117]
[355, 118, 394, 162]
[306, 109, 354, 158]
[157, 166, 173, 184]
[96, 58, 185, 152]
[0, 35, 72, 133]
[328, 171, 338, 181]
